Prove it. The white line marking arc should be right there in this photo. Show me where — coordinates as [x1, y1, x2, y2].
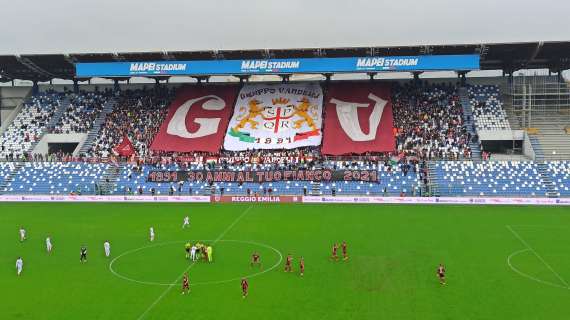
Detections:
[137, 205, 253, 320]
[506, 225, 569, 288]
[507, 248, 569, 290]
[108, 239, 283, 286]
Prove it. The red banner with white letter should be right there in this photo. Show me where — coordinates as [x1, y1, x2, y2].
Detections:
[321, 82, 394, 155]
[150, 85, 239, 152]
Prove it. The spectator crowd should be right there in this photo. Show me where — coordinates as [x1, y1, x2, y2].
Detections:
[88, 86, 174, 158]
[50, 90, 113, 134]
[392, 82, 472, 161]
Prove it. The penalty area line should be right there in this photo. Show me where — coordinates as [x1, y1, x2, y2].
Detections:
[137, 205, 254, 320]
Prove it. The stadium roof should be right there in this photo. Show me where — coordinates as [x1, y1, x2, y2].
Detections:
[0, 41, 569, 82]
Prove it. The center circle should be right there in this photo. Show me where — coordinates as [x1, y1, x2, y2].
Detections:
[109, 240, 283, 286]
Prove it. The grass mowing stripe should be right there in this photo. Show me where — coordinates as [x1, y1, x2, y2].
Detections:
[506, 225, 569, 288]
[136, 205, 253, 320]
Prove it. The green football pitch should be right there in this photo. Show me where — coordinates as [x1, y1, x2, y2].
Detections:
[2, 202, 570, 319]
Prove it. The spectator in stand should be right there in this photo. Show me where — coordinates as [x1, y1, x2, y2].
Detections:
[89, 86, 175, 158]
[392, 82, 471, 161]
[1, 91, 65, 159]
[51, 90, 112, 134]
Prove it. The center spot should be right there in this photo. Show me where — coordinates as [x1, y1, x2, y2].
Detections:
[110, 240, 282, 286]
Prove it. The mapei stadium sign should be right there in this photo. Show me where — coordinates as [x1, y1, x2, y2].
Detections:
[147, 169, 379, 183]
[75, 54, 479, 77]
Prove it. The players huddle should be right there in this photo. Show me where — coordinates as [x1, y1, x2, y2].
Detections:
[185, 242, 213, 262]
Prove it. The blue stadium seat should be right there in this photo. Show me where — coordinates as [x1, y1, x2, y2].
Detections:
[5, 162, 109, 195]
[434, 161, 546, 197]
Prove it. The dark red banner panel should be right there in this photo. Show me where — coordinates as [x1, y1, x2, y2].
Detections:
[321, 83, 394, 155]
[151, 85, 238, 152]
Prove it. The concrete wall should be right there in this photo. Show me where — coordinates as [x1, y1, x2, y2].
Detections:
[1, 109, 13, 127]
[478, 129, 524, 141]
[1, 108, 20, 129]
[523, 131, 536, 160]
[0, 87, 31, 132]
[33, 133, 88, 155]
[1, 86, 31, 106]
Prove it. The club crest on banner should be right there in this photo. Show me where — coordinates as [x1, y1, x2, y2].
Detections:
[224, 83, 323, 150]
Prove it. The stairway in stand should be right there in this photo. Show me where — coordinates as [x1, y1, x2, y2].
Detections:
[310, 181, 321, 196]
[78, 98, 117, 155]
[458, 87, 482, 161]
[426, 161, 441, 197]
[536, 162, 559, 198]
[97, 163, 122, 195]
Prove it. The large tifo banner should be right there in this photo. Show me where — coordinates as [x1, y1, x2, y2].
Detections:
[223, 83, 323, 151]
[147, 169, 378, 183]
[321, 83, 395, 155]
[75, 55, 480, 77]
[151, 85, 238, 152]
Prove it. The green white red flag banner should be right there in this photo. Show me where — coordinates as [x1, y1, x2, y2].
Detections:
[223, 83, 323, 150]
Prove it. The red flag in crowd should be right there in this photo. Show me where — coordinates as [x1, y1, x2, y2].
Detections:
[113, 135, 136, 157]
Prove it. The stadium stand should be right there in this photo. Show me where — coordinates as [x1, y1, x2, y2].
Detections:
[467, 85, 511, 131]
[433, 161, 547, 197]
[3, 162, 110, 195]
[546, 161, 570, 196]
[319, 160, 422, 196]
[1, 92, 66, 160]
[504, 76, 570, 160]
[108, 159, 423, 196]
[0, 79, 567, 198]
[88, 87, 173, 158]
[113, 162, 316, 196]
[392, 82, 472, 160]
[0, 162, 17, 188]
[5, 159, 570, 197]
[51, 91, 112, 134]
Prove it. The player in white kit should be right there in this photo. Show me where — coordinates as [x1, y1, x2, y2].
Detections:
[19, 227, 26, 242]
[46, 236, 53, 253]
[182, 216, 190, 229]
[16, 257, 23, 276]
[190, 245, 197, 261]
[149, 227, 155, 242]
[104, 241, 111, 257]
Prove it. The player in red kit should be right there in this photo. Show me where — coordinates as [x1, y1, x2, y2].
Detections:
[284, 254, 293, 272]
[437, 264, 446, 285]
[241, 278, 249, 298]
[299, 256, 305, 277]
[341, 241, 348, 261]
[331, 243, 339, 261]
[182, 273, 190, 294]
[251, 252, 261, 268]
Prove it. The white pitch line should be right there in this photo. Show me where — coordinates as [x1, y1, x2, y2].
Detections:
[506, 225, 569, 288]
[109, 239, 283, 287]
[137, 205, 254, 320]
[507, 248, 569, 290]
